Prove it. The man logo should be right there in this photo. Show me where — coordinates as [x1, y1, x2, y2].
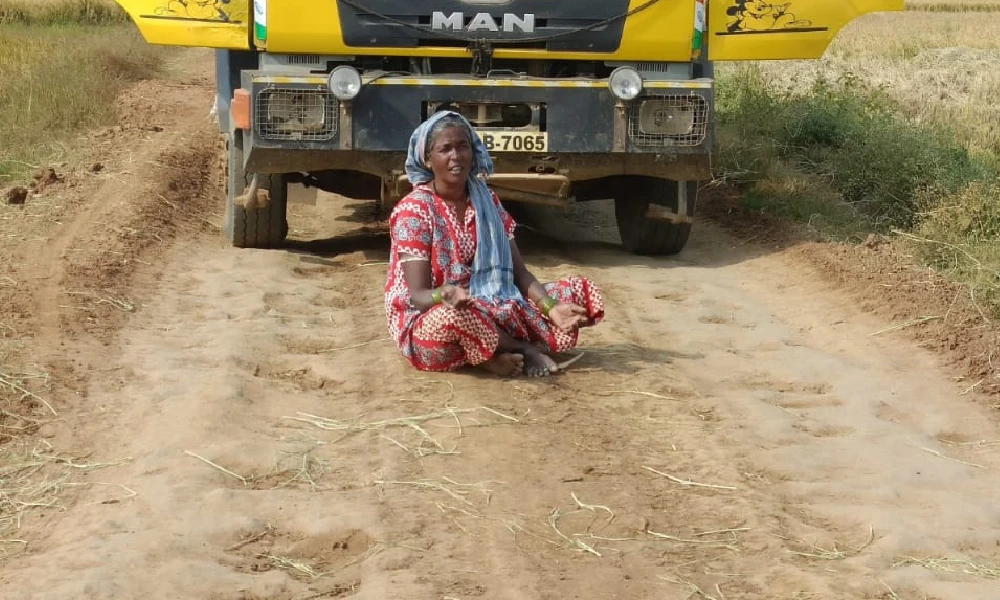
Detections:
[430, 11, 536, 33]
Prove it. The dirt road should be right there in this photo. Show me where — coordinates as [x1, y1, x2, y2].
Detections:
[1, 49, 998, 600]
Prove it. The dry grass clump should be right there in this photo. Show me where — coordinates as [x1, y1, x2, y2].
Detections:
[784, 526, 876, 561]
[907, 0, 1000, 12]
[184, 448, 337, 491]
[906, 181, 1000, 318]
[0, 345, 52, 432]
[0, 24, 166, 183]
[0, 394, 134, 560]
[894, 555, 1000, 579]
[285, 405, 520, 459]
[0, 0, 127, 25]
[1, 359, 62, 557]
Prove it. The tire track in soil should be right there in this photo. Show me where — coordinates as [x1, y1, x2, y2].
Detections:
[0, 46, 241, 591]
[24, 50, 220, 392]
[29, 116, 192, 346]
[1, 241, 387, 599]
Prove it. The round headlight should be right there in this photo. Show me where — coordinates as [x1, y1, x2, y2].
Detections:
[328, 66, 361, 100]
[608, 66, 643, 101]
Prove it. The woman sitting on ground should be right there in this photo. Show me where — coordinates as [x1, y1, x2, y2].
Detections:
[384, 110, 605, 378]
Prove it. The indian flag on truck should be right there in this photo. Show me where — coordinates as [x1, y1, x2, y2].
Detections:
[111, 0, 903, 60]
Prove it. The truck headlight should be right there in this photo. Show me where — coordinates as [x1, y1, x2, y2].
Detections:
[265, 91, 327, 131]
[637, 99, 696, 136]
[256, 87, 337, 141]
[328, 66, 361, 100]
[608, 67, 642, 101]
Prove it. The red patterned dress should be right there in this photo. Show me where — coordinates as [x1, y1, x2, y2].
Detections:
[385, 183, 605, 372]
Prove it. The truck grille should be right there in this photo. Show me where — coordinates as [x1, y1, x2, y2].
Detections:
[628, 94, 708, 148]
[255, 87, 338, 142]
[427, 101, 541, 129]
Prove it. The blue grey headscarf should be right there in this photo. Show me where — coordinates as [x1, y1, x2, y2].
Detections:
[405, 111, 523, 302]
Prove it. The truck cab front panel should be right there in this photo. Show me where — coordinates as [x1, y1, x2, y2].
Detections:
[263, 0, 700, 62]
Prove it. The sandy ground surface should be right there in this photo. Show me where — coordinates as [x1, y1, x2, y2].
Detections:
[0, 48, 998, 600]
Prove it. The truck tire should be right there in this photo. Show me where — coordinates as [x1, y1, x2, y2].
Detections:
[223, 134, 288, 249]
[614, 177, 698, 256]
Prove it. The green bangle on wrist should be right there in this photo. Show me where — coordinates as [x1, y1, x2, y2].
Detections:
[431, 287, 443, 304]
[539, 296, 558, 316]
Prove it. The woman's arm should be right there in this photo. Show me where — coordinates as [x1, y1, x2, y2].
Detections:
[400, 257, 438, 312]
[498, 193, 585, 328]
[400, 256, 470, 312]
[510, 240, 553, 308]
[390, 195, 470, 313]
[511, 240, 587, 331]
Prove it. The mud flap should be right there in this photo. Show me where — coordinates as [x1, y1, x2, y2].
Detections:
[708, 0, 903, 61]
[112, 0, 251, 49]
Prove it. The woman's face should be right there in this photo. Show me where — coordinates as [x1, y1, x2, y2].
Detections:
[427, 125, 473, 189]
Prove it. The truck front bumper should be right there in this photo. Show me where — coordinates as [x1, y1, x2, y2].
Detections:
[237, 71, 715, 198]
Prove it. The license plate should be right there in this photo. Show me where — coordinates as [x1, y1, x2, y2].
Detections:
[477, 130, 548, 152]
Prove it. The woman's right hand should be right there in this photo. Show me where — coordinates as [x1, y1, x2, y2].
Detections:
[440, 284, 472, 309]
[548, 302, 588, 332]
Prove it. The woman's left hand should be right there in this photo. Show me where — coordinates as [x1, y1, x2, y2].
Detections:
[548, 302, 588, 332]
[440, 284, 472, 309]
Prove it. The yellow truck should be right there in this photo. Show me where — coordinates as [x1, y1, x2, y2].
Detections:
[113, 0, 903, 254]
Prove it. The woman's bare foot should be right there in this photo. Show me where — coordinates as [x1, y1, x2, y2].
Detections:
[523, 348, 559, 378]
[480, 353, 524, 377]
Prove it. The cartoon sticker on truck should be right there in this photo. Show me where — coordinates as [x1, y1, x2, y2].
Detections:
[723, 0, 827, 34]
[152, 0, 237, 22]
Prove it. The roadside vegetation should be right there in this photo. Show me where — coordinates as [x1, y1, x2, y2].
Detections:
[0, 0, 127, 25]
[0, 0, 163, 183]
[0, 0, 168, 559]
[713, 9, 1000, 318]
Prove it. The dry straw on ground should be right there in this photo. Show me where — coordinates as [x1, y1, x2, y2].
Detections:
[894, 555, 1000, 579]
[784, 526, 876, 561]
[0, 439, 133, 558]
[642, 465, 739, 491]
[184, 448, 335, 491]
[284, 405, 520, 458]
[907, 0, 1000, 12]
